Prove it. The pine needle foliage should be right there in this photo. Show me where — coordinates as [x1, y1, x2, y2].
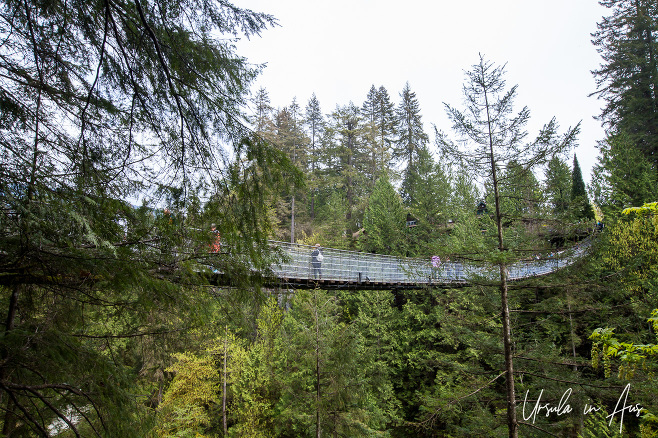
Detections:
[0, 0, 296, 434]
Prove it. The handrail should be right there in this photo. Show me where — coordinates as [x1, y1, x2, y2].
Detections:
[268, 239, 591, 286]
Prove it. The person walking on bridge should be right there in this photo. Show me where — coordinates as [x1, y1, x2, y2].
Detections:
[311, 244, 323, 279]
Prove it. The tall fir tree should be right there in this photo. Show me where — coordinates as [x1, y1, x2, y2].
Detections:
[591, 0, 658, 167]
[325, 102, 367, 231]
[360, 175, 408, 256]
[376, 86, 399, 176]
[591, 132, 657, 216]
[277, 289, 383, 437]
[305, 93, 326, 219]
[395, 82, 429, 204]
[362, 86, 384, 186]
[361, 85, 397, 185]
[571, 154, 595, 220]
[251, 87, 276, 138]
[437, 55, 579, 438]
[544, 155, 573, 217]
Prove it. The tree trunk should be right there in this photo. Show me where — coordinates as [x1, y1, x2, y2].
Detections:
[1, 285, 21, 436]
[485, 85, 518, 438]
[315, 291, 321, 438]
[291, 195, 295, 244]
[223, 326, 228, 436]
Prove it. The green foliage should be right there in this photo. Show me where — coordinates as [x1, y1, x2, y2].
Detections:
[231, 297, 284, 437]
[499, 159, 543, 218]
[572, 154, 595, 220]
[396, 82, 430, 203]
[578, 406, 624, 438]
[591, 133, 657, 218]
[544, 155, 572, 216]
[276, 289, 388, 437]
[362, 85, 397, 185]
[361, 176, 408, 256]
[0, 0, 291, 432]
[592, 0, 658, 166]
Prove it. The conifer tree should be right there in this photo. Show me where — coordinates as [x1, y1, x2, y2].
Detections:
[544, 155, 573, 217]
[325, 103, 367, 230]
[251, 87, 276, 138]
[277, 289, 382, 437]
[361, 175, 407, 256]
[377, 85, 399, 166]
[273, 99, 308, 242]
[395, 82, 429, 204]
[436, 55, 579, 438]
[362, 85, 384, 186]
[362, 85, 397, 184]
[571, 154, 595, 220]
[498, 159, 543, 218]
[305, 94, 325, 219]
[0, 0, 291, 433]
[592, 0, 658, 166]
[591, 132, 657, 216]
[450, 164, 481, 218]
[403, 146, 452, 255]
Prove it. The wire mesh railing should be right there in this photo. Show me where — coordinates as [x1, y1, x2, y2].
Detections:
[269, 240, 590, 286]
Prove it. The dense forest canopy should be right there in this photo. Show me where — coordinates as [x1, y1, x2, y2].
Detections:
[1, 0, 657, 436]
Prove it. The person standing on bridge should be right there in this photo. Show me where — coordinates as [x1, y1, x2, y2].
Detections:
[431, 255, 441, 280]
[210, 224, 221, 253]
[311, 243, 323, 279]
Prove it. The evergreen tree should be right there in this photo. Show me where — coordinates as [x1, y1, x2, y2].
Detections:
[590, 132, 657, 217]
[0, 0, 291, 433]
[395, 82, 429, 203]
[449, 163, 481, 219]
[361, 175, 407, 256]
[325, 102, 367, 231]
[498, 159, 543, 218]
[277, 289, 382, 437]
[251, 87, 276, 138]
[376, 86, 399, 169]
[403, 146, 452, 255]
[362, 85, 384, 186]
[362, 85, 397, 185]
[273, 99, 308, 243]
[544, 155, 573, 216]
[304, 93, 325, 219]
[591, 0, 658, 167]
[436, 55, 579, 437]
[571, 154, 595, 220]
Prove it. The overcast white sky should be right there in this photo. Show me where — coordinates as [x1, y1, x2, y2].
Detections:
[235, 0, 609, 185]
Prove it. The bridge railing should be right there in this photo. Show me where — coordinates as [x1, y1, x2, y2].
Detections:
[269, 239, 591, 286]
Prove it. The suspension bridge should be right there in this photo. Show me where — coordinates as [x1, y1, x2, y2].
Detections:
[212, 240, 591, 290]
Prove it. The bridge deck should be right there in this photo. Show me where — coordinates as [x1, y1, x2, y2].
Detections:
[262, 241, 589, 290]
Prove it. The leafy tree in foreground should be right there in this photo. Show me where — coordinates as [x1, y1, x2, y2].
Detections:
[436, 54, 579, 438]
[587, 202, 658, 436]
[0, 0, 293, 434]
